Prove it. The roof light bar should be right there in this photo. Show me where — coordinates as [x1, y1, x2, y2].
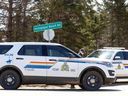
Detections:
[103, 47, 125, 50]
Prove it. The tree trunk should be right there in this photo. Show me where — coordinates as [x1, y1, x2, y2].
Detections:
[7, 0, 13, 41]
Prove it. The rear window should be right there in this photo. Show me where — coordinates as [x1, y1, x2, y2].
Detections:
[0, 45, 13, 54]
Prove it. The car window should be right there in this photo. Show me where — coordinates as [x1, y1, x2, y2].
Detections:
[87, 50, 114, 59]
[114, 52, 124, 60]
[47, 45, 79, 58]
[0, 45, 13, 54]
[122, 52, 128, 60]
[18, 45, 47, 56]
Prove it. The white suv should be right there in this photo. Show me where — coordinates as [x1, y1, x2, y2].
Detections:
[87, 47, 128, 79]
[0, 42, 115, 90]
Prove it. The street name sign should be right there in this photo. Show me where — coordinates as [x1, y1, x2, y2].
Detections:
[33, 21, 62, 32]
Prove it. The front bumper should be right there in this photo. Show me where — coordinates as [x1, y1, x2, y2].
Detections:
[104, 70, 116, 84]
[104, 78, 116, 85]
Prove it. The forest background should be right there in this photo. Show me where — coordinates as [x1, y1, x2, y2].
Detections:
[0, 0, 128, 53]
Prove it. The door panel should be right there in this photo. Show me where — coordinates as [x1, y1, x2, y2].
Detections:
[14, 45, 47, 83]
[45, 45, 79, 78]
[15, 56, 47, 76]
[112, 51, 128, 77]
[46, 57, 78, 77]
[112, 60, 124, 76]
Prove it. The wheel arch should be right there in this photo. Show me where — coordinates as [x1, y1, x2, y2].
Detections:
[0, 65, 23, 83]
[79, 66, 106, 84]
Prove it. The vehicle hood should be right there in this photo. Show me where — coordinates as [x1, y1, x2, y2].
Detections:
[76, 57, 111, 64]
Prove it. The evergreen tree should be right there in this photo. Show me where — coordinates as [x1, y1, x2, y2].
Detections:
[103, 0, 128, 48]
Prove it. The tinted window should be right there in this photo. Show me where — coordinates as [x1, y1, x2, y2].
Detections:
[114, 52, 124, 60]
[122, 52, 128, 60]
[18, 45, 47, 56]
[0, 45, 13, 54]
[47, 45, 79, 58]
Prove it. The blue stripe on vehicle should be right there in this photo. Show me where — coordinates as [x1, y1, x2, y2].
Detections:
[24, 65, 52, 69]
[58, 60, 86, 63]
[125, 66, 128, 68]
[58, 60, 99, 64]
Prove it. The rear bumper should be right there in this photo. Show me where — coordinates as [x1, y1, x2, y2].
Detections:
[104, 78, 116, 85]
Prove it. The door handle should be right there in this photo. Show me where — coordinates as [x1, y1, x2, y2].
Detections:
[49, 59, 57, 61]
[16, 58, 24, 60]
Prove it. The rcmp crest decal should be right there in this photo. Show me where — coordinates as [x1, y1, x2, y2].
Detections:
[61, 62, 69, 71]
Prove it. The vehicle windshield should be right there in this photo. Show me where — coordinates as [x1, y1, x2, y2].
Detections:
[87, 50, 115, 59]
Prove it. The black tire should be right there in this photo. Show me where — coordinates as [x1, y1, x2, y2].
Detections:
[0, 70, 21, 90]
[81, 71, 103, 91]
[79, 84, 84, 89]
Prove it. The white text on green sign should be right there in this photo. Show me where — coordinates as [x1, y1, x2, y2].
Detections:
[33, 22, 62, 32]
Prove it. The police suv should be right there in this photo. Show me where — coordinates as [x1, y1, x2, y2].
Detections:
[87, 47, 128, 79]
[0, 42, 115, 90]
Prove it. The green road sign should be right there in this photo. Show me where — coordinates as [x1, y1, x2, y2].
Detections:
[33, 21, 62, 32]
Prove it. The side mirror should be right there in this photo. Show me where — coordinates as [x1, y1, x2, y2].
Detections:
[114, 56, 121, 60]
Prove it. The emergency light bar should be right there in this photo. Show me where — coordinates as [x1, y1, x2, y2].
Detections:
[103, 47, 125, 50]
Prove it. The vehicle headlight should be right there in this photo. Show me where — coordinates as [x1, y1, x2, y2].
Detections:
[97, 62, 113, 67]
